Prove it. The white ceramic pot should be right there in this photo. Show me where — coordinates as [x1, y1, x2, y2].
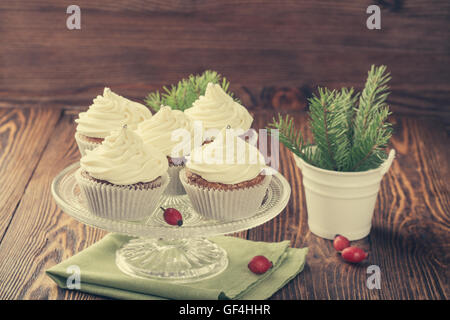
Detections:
[294, 149, 395, 240]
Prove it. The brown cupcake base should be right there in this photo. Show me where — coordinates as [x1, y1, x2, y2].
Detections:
[185, 170, 266, 191]
[202, 139, 214, 145]
[167, 156, 186, 167]
[76, 169, 169, 221]
[78, 134, 104, 144]
[179, 169, 272, 221]
[75, 132, 104, 156]
[81, 170, 162, 190]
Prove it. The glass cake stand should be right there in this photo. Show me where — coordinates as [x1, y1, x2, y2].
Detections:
[51, 162, 291, 283]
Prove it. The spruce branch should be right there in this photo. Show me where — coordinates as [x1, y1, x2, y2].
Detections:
[308, 88, 337, 170]
[350, 65, 392, 171]
[268, 114, 312, 162]
[334, 87, 358, 171]
[145, 70, 238, 112]
[357, 65, 390, 131]
[308, 88, 356, 171]
[266, 65, 393, 172]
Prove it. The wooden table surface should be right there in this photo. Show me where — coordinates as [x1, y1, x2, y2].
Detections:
[0, 106, 448, 300]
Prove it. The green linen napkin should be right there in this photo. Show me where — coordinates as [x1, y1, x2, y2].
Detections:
[46, 234, 308, 300]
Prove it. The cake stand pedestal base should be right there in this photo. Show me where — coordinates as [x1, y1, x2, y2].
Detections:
[115, 237, 228, 283]
[51, 163, 291, 283]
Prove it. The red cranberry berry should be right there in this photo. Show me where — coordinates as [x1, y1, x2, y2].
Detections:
[333, 235, 350, 252]
[341, 247, 368, 263]
[160, 207, 183, 226]
[248, 255, 273, 274]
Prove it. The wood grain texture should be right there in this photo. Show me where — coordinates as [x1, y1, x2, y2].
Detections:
[0, 108, 60, 241]
[0, 1, 449, 118]
[0, 110, 247, 300]
[0, 108, 448, 300]
[0, 113, 105, 300]
[248, 112, 449, 300]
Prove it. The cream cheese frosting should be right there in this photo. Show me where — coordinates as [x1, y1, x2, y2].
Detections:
[80, 126, 168, 185]
[136, 106, 193, 158]
[184, 83, 253, 135]
[186, 127, 266, 184]
[75, 88, 152, 138]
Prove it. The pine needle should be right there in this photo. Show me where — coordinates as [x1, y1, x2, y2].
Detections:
[145, 70, 238, 112]
[267, 65, 393, 172]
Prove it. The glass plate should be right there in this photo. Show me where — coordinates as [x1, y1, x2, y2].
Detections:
[51, 162, 291, 239]
[51, 162, 291, 282]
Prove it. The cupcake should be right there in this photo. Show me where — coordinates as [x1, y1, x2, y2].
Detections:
[136, 106, 194, 195]
[180, 127, 271, 221]
[75, 87, 151, 156]
[184, 83, 253, 141]
[75, 125, 169, 221]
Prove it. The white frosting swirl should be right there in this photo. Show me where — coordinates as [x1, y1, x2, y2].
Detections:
[80, 126, 168, 185]
[75, 88, 151, 138]
[136, 106, 193, 158]
[186, 128, 266, 184]
[184, 83, 253, 134]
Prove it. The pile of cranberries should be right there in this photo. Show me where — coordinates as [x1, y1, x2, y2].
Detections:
[333, 235, 368, 263]
[160, 208, 367, 270]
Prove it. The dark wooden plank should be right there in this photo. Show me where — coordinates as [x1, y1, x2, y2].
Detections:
[248, 112, 449, 300]
[0, 113, 106, 299]
[0, 1, 449, 117]
[0, 108, 448, 299]
[0, 109, 246, 300]
[0, 108, 61, 241]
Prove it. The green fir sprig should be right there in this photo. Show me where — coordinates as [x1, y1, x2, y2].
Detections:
[145, 70, 237, 112]
[268, 65, 393, 172]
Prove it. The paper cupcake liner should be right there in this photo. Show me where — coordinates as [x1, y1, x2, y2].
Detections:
[179, 169, 272, 221]
[165, 165, 187, 196]
[75, 132, 102, 156]
[75, 169, 169, 221]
